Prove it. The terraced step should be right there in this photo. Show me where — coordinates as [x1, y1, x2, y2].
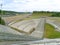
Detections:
[9, 19, 40, 34]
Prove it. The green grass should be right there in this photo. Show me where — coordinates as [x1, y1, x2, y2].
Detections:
[32, 13, 52, 17]
[24, 13, 52, 20]
[24, 15, 40, 20]
[44, 23, 60, 39]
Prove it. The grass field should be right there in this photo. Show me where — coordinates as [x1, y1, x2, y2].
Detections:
[24, 12, 53, 20]
[32, 12, 52, 17]
[44, 23, 60, 39]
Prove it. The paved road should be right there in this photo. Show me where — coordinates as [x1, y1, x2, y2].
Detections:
[30, 42, 60, 45]
[1, 38, 60, 45]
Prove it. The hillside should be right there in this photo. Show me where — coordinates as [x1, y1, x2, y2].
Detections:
[0, 10, 31, 16]
[32, 11, 60, 17]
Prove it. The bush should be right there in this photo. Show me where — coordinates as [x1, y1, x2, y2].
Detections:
[0, 17, 5, 25]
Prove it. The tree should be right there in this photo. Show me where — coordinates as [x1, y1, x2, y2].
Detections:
[51, 12, 60, 17]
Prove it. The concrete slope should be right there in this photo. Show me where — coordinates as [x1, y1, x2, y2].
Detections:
[30, 18, 46, 39]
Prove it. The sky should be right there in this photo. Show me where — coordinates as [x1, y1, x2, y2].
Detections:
[0, 0, 60, 12]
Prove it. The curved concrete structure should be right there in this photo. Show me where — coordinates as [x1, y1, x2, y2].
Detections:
[46, 19, 60, 32]
[9, 19, 41, 33]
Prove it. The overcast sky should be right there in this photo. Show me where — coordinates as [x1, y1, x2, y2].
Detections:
[0, 0, 60, 12]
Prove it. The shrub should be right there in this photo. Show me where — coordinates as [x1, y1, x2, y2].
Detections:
[0, 17, 5, 25]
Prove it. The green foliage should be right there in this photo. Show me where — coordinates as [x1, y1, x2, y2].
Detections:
[33, 11, 60, 17]
[45, 23, 60, 38]
[52, 12, 60, 17]
[0, 10, 19, 15]
[33, 11, 53, 17]
[33, 11, 54, 13]
[0, 17, 5, 25]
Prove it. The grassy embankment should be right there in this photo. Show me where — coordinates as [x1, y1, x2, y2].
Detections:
[44, 23, 60, 39]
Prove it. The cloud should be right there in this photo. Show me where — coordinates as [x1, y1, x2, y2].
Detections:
[1, 0, 60, 12]
[0, 0, 2, 4]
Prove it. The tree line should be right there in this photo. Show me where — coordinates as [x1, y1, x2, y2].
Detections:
[33, 11, 60, 17]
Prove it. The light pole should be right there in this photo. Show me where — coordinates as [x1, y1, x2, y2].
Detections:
[0, 4, 3, 24]
[1, 4, 3, 16]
